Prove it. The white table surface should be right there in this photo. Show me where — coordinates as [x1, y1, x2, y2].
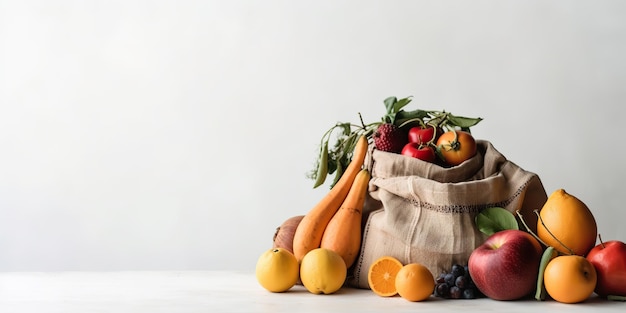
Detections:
[0, 270, 623, 313]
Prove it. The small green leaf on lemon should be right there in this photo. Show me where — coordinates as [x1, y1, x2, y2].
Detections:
[475, 207, 519, 236]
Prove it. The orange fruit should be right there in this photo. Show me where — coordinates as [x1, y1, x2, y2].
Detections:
[255, 248, 299, 292]
[395, 263, 435, 302]
[368, 256, 404, 297]
[299, 248, 347, 294]
[543, 255, 597, 303]
[537, 189, 597, 256]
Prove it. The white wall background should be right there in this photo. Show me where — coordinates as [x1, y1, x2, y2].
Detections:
[1, 0, 625, 271]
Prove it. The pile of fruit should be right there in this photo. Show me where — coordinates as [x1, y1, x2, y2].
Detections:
[465, 189, 626, 303]
[255, 96, 626, 304]
[307, 96, 482, 188]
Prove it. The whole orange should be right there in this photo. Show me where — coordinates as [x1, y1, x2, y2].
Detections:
[394, 263, 435, 302]
[543, 255, 597, 303]
[537, 189, 597, 256]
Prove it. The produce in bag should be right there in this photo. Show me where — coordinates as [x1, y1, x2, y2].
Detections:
[349, 140, 547, 288]
[306, 96, 547, 289]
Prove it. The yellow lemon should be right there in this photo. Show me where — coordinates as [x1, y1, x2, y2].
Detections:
[299, 248, 347, 294]
[255, 248, 299, 292]
[537, 189, 597, 256]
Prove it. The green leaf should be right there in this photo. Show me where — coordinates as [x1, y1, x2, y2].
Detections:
[475, 207, 519, 236]
[535, 246, 558, 301]
[383, 96, 397, 114]
[447, 114, 483, 128]
[607, 295, 626, 301]
[395, 109, 430, 126]
[393, 97, 413, 113]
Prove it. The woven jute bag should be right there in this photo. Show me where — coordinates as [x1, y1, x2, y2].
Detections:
[348, 140, 548, 289]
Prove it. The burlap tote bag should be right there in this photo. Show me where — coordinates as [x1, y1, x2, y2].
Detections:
[349, 140, 548, 289]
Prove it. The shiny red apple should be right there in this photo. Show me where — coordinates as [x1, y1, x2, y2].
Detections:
[586, 240, 626, 297]
[468, 229, 543, 300]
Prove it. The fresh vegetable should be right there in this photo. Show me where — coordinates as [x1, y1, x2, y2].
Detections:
[308, 96, 482, 187]
[400, 143, 436, 162]
[407, 125, 441, 145]
[293, 135, 369, 262]
[272, 215, 305, 255]
[320, 169, 371, 268]
[436, 130, 477, 166]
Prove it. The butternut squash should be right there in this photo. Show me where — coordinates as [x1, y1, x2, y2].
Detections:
[320, 168, 370, 268]
[293, 135, 369, 261]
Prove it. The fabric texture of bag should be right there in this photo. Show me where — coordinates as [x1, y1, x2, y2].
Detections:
[349, 140, 548, 289]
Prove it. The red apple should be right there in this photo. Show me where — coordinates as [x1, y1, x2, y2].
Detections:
[586, 240, 626, 297]
[468, 229, 543, 300]
[401, 142, 436, 162]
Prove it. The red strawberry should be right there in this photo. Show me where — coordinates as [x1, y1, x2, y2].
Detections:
[373, 123, 407, 153]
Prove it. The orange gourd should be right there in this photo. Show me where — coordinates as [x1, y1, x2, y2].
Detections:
[320, 168, 371, 268]
[293, 135, 369, 262]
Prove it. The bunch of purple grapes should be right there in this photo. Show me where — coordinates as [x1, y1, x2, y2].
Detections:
[433, 264, 483, 299]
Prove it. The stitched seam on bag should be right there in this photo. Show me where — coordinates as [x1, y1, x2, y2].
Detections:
[353, 208, 381, 287]
[409, 178, 533, 213]
[354, 216, 370, 285]
[405, 178, 420, 264]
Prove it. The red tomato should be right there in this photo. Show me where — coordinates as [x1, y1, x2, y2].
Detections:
[436, 130, 477, 166]
[407, 125, 442, 145]
[401, 142, 436, 162]
[408, 126, 434, 144]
